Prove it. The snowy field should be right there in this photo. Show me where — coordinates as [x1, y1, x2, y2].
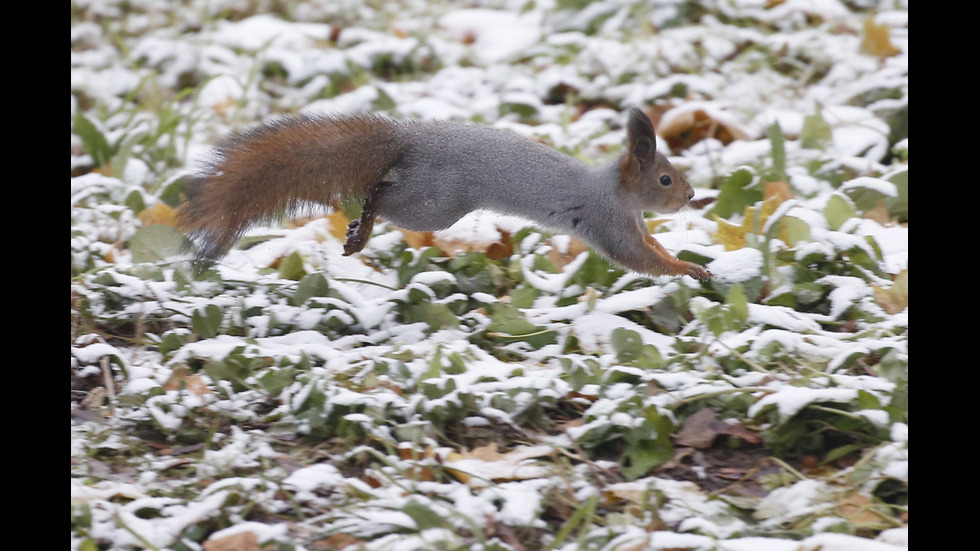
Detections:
[71, 1, 908, 550]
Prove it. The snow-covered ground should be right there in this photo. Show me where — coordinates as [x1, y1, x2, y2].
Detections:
[72, 1, 908, 549]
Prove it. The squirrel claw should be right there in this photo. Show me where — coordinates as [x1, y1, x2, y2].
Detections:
[343, 218, 369, 256]
[683, 262, 712, 281]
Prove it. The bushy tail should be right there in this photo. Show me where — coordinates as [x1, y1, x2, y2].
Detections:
[178, 113, 402, 263]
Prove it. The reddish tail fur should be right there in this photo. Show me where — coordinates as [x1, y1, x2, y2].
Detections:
[178, 114, 401, 262]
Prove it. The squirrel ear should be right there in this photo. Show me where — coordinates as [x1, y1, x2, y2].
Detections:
[626, 107, 657, 164]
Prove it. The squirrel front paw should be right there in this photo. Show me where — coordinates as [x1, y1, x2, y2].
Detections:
[680, 261, 712, 281]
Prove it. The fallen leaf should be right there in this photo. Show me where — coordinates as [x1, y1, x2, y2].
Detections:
[712, 187, 794, 251]
[325, 210, 351, 242]
[402, 229, 436, 250]
[675, 408, 761, 449]
[873, 271, 907, 314]
[547, 237, 590, 269]
[837, 492, 887, 527]
[444, 443, 554, 487]
[861, 18, 901, 58]
[658, 107, 751, 152]
[138, 202, 177, 227]
[203, 531, 259, 551]
[164, 366, 212, 398]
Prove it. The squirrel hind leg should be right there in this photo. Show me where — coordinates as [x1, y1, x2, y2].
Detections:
[342, 183, 383, 256]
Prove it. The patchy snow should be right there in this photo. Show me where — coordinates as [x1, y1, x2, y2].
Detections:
[72, 0, 908, 549]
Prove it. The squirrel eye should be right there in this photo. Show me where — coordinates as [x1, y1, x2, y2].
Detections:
[659, 175, 672, 187]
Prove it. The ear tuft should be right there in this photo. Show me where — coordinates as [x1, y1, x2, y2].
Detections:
[626, 107, 657, 163]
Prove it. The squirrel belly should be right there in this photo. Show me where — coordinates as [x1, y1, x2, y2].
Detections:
[178, 108, 711, 280]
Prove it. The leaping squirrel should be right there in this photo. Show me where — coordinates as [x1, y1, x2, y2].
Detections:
[178, 107, 711, 280]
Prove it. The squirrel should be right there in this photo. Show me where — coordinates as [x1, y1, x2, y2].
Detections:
[178, 107, 711, 280]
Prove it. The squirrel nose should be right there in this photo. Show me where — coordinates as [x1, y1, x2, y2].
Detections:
[688, 189, 695, 200]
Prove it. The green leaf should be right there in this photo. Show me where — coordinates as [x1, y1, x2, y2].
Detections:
[824, 193, 856, 231]
[402, 500, 450, 531]
[548, 493, 599, 550]
[73, 111, 114, 167]
[404, 302, 460, 332]
[192, 304, 222, 339]
[509, 285, 540, 308]
[886, 168, 908, 221]
[710, 167, 761, 220]
[766, 121, 786, 182]
[130, 224, 187, 263]
[611, 328, 643, 360]
[259, 367, 295, 396]
[783, 215, 811, 246]
[611, 328, 663, 368]
[290, 273, 330, 306]
[159, 331, 188, 356]
[800, 112, 832, 150]
[843, 179, 898, 214]
[278, 251, 307, 280]
[484, 303, 556, 349]
[726, 283, 749, 324]
[621, 408, 673, 480]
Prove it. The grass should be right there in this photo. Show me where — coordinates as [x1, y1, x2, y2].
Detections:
[71, 1, 908, 549]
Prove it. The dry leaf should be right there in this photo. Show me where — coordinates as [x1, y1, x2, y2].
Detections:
[138, 202, 177, 227]
[712, 187, 794, 251]
[444, 443, 554, 486]
[319, 533, 364, 549]
[675, 408, 761, 449]
[401, 229, 436, 250]
[658, 107, 751, 152]
[324, 210, 351, 242]
[861, 18, 901, 58]
[873, 271, 908, 314]
[837, 492, 886, 527]
[164, 366, 212, 397]
[546, 236, 590, 269]
[203, 531, 259, 551]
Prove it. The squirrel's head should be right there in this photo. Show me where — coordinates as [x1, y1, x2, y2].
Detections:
[618, 107, 695, 213]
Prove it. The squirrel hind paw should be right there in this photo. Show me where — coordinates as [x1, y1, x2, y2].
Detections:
[342, 218, 371, 256]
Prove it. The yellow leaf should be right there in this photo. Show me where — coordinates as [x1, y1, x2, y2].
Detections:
[712, 185, 795, 251]
[138, 202, 177, 227]
[714, 216, 747, 251]
[861, 18, 901, 58]
[325, 210, 351, 242]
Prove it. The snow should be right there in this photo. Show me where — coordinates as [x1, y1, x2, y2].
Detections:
[438, 9, 543, 64]
[71, 1, 908, 549]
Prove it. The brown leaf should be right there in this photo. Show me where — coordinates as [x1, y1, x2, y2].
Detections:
[874, 271, 908, 314]
[675, 408, 761, 449]
[658, 108, 751, 152]
[546, 237, 590, 269]
[675, 408, 722, 448]
[203, 531, 259, 551]
[164, 366, 212, 398]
